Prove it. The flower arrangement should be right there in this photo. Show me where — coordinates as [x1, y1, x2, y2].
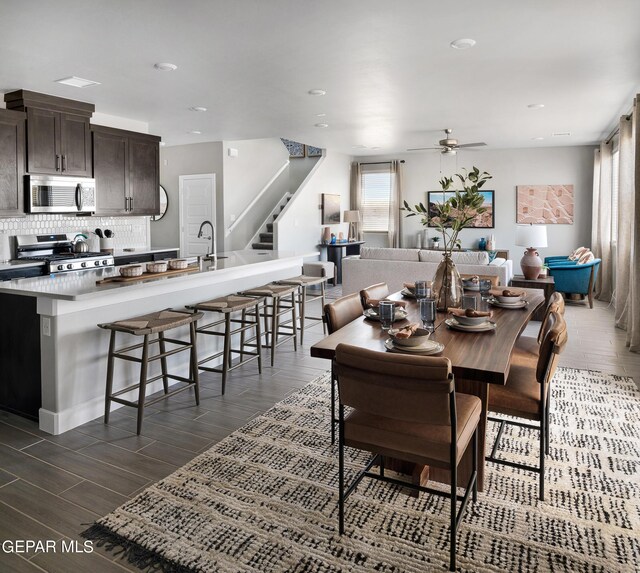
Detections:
[402, 166, 492, 257]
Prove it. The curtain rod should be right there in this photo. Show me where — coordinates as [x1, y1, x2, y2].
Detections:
[605, 111, 633, 145]
[359, 160, 405, 165]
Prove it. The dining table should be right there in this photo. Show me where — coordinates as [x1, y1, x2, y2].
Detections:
[310, 287, 546, 491]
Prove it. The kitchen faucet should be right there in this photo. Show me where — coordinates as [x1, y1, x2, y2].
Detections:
[197, 220, 217, 260]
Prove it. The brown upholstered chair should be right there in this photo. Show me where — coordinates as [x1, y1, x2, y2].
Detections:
[323, 292, 365, 442]
[335, 344, 480, 572]
[487, 310, 568, 500]
[359, 282, 390, 308]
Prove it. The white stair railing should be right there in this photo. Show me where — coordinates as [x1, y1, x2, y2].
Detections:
[245, 192, 291, 249]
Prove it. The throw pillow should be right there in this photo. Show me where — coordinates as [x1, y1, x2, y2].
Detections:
[577, 250, 594, 264]
[569, 246, 588, 260]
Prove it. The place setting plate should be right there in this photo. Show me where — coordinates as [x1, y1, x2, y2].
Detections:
[487, 296, 528, 309]
[445, 317, 497, 332]
[363, 307, 408, 321]
[384, 338, 444, 355]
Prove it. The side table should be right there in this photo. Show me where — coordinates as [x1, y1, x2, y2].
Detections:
[510, 275, 555, 321]
[318, 241, 365, 285]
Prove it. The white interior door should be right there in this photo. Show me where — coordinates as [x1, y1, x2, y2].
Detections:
[179, 174, 216, 257]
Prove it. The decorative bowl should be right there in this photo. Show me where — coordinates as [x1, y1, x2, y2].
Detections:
[146, 261, 168, 273]
[168, 258, 188, 270]
[455, 314, 490, 326]
[496, 294, 523, 304]
[119, 265, 143, 277]
[388, 327, 432, 347]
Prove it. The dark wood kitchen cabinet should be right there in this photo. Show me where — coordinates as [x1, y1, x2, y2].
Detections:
[0, 108, 26, 217]
[92, 125, 160, 216]
[4, 90, 94, 177]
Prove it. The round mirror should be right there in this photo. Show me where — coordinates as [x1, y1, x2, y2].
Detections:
[151, 185, 168, 222]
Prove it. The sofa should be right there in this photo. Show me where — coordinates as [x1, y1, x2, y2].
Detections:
[342, 247, 514, 295]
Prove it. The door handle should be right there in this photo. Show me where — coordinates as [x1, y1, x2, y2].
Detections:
[55, 155, 61, 171]
[125, 197, 129, 211]
[61, 155, 66, 172]
[130, 197, 134, 211]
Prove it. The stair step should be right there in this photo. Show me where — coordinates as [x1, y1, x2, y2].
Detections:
[286, 196, 291, 202]
[252, 242, 274, 250]
[260, 232, 273, 242]
[273, 213, 278, 220]
[266, 223, 273, 232]
[280, 205, 284, 211]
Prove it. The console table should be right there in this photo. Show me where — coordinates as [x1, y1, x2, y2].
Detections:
[318, 241, 365, 285]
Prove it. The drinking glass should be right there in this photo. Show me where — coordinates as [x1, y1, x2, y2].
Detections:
[479, 279, 492, 301]
[462, 295, 477, 311]
[378, 301, 395, 331]
[419, 298, 436, 334]
[415, 280, 427, 299]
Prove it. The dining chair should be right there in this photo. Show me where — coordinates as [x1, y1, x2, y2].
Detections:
[323, 292, 366, 443]
[334, 343, 480, 572]
[359, 282, 390, 308]
[486, 310, 568, 501]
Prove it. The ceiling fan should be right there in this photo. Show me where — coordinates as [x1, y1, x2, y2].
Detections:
[407, 128, 487, 154]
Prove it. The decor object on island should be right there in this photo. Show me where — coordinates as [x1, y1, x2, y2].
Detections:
[403, 166, 492, 310]
[322, 193, 341, 224]
[322, 226, 331, 244]
[343, 210, 361, 241]
[83, 369, 640, 573]
[515, 224, 548, 279]
[516, 184, 574, 224]
[426, 190, 494, 228]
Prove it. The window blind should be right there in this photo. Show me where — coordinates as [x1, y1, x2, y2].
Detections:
[361, 170, 392, 232]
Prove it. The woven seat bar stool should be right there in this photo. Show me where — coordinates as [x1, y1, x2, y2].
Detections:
[187, 295, 264, 394]
[99, 309, 203, 435]
[275, 274, 327, 344]
[239, 283, 298, 366]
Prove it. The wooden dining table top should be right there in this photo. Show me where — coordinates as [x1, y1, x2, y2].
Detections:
[310, 288, 545, 385]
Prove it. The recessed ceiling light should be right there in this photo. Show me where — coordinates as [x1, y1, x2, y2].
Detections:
[316, 113, 327, 117]
[531, 137, 545, 140]
[450, 38, 476, 50]
[154, 62, 178, 72]
[308, 89, 326, 96]
[552, 132, 571, 137]
[159, 142, 166, 147]
[314, 123, 329, 128]
[527, 103, 545, 109]
[370, 146, 381, 150]
[54, 76, 100, 88]
[189, 106, 207, 112]
[352, 145, 367, 149]
[188, 130, 202, 135]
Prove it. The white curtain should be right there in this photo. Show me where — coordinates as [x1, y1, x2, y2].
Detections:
[349, 162, 363, 241]
[615, 96, 639, 353]
[387, 160, 404, 248]
[592, 141, 614, 301]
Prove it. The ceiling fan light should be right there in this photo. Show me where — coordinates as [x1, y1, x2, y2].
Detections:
[442, 148, 457, 155]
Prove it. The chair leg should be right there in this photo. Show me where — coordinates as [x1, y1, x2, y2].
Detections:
[539, 412, 546, 501]
[189, 321, 200, 405]
[299, 286, 306, 345]
[239, 309, 246, 363]
[136, 335, 150, 435]
[104, 330, 116, 424]
[158, 332, 169, 394]
[338, 404, 345, 535]
[450, 457, 457, 571]
[291, 292, 298, 352]
[320, 281, 327, 335]
[331, 360, 336, 444]
[472, 428, 478, 502]
[221, 314, 231, 394]
[270, 297, 278, 366]
[545, 390, 551, 456]
[254, 302, 263, 374]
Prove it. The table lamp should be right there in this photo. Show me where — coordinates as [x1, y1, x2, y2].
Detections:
[515, 224, 548, 279]
[343, 210, 361, 241]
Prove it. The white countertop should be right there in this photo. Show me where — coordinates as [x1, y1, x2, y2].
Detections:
[112, 247, 179, 257]
[0, 250, 301, 301]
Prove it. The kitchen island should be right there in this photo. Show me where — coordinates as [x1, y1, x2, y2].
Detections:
[0, 250, 304, 434]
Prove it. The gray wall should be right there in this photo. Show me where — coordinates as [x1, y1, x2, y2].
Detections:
[358, 145, 595, 259]
[153, 142, 224, 251]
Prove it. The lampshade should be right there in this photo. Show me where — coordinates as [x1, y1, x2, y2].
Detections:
[515, 224, 547, 248]
[343, 210, 361, 223]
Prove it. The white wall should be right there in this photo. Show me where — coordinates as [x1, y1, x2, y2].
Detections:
[277, 151, 352, 254]
[91, 112, 149, 134]
[154, 142, 224, 250]
[358, 146, 595, 260]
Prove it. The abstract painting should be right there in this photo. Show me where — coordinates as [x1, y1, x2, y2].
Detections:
[516, 185, 574, 224]
[306, 145, 323, 157]
[426, 190, 494, 228]
[280, 138, 305, 158]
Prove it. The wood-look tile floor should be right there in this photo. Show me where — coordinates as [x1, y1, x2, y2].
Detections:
[0, 290, 638, 571]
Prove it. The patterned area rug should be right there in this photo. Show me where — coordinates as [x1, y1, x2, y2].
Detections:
[83, 368, 640, 572]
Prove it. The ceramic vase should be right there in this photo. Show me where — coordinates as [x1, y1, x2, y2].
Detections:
[520, 248, 542, 279]
[432, 253, 463, 311]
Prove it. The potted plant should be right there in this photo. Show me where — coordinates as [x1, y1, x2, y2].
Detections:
[403, 166, 492, 309]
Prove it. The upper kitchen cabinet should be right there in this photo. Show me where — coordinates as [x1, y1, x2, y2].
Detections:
[92, 125, 160, 216]
[0, 108, 26, 217]
[4, 90, 94, 177]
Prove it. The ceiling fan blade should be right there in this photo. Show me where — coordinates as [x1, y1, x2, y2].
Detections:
[456, 142, 487, 148]
[406, 146, 442, 151]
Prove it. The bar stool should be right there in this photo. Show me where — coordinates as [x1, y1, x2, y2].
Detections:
[276, 274, 327, 344]
[187, 295, 264, 394]
[239, 283, 298, 366]
[99, 309, 203, 435]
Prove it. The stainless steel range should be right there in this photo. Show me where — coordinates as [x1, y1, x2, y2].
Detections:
[15, 234, 115, 274]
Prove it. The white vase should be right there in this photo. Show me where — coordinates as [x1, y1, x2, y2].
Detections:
[416, 232, 422, 249]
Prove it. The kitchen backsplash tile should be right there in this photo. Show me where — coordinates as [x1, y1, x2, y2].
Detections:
[0, 214, 149, 252]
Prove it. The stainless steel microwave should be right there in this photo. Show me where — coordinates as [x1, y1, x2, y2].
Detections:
[26, 175, 96, 214]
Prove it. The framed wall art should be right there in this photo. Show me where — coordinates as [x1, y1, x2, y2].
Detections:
[306, 145, 322, 157]
[516, 184, 574, 224]
[321, 193, 341, 224]
[426, 190, 495, 228]
[280, 138, 305, 158]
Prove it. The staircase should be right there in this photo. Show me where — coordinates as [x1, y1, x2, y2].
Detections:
[251, 194, 291, 250]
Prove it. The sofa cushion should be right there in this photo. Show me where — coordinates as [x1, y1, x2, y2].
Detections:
[419, 250, 490, 265]
[489, 257, 506, 266]
[360, 247, 420, 261]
